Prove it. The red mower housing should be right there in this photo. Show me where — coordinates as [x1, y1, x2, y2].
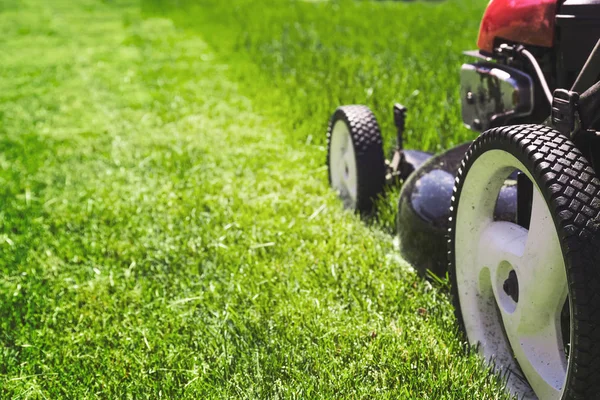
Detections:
[478, 0, 558, 53]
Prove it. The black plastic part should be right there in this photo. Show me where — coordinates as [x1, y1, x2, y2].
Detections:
[579, 80, 600, 130]
[516, 172, 533, 230]
[397, 149, 432, 182]
[556, 1, 600, 89]
[551, 88, 581, 135]
[559, 0, 600, 11]
[396, 142, 517, 278]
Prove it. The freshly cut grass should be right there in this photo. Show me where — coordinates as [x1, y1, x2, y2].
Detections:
[0, 0, 512, 398]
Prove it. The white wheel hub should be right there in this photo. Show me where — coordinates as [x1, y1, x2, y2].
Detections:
[455, 150, 569, 400]
[329, 120, 358, 209]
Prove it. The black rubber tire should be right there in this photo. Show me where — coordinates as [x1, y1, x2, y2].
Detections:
[326, 105, 386, 214]
[448, 124, 600, 399]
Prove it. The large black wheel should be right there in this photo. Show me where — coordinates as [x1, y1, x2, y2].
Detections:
[448, 125, 600, 399]
[326, 105, 386, 213]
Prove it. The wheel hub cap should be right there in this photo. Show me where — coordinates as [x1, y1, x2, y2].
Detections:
[329, 121, 358, 208]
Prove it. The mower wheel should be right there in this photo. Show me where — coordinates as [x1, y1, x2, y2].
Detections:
[326, 105, 386, 213]
[448, 124, 600, 399]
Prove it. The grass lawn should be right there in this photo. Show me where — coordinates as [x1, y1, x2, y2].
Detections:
[1, 0, 512, 398]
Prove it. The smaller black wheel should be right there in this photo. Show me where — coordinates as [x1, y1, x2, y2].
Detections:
[326, 105, 386, 213]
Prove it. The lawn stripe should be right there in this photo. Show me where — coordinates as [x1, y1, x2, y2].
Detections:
[0, 0, 512, 398]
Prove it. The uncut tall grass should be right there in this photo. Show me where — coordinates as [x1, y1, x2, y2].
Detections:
[144, 0, 485, 152]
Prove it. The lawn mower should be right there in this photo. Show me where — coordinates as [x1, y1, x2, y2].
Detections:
[326, 0, 600, 398]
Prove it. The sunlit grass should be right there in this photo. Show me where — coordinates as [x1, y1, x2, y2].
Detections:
[0, 0, 513, 397]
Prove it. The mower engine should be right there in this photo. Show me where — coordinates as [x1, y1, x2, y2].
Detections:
[460, 62, 534, 132]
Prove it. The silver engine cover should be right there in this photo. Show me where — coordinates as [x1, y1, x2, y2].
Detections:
[460, 62, 534, 132]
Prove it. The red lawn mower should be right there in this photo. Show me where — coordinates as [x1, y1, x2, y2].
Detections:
[326, 1, 600, 398]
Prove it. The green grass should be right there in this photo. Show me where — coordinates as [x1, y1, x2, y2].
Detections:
[0, 0, 513, 398]
[143, 0, 482, 152]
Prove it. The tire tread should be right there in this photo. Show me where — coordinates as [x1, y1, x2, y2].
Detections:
[448, 124, 600, 399]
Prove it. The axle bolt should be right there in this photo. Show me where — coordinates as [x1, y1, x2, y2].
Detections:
[503, 270, 519, 303]
[466, 91, 475, 105]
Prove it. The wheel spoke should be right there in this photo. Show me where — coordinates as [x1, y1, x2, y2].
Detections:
[477, 191, 568, 399]
[329, 122, 346, 192]
[338, 155, 348, 187]
[343, 151, 357, 196]
[517, 188, 568, 334]
[339, 131, 349, 181]
[341, 123, 350, 152]
[478, 221, 527, 289]
[496, 188, 568, 399]
[329, 121, 357, 206]
[503, 313, 566, 398]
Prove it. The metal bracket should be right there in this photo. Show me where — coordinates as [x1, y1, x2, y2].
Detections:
[386, 104, 408, 183]
[386, 151, 403, 184]
[393, 103, 407, 150]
